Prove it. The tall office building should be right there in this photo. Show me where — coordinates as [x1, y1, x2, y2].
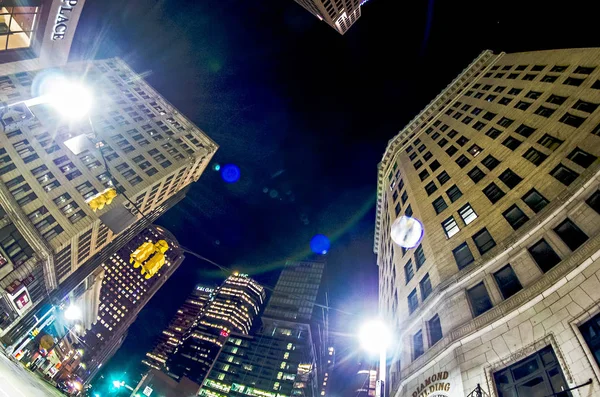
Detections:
[143, 285, 214, 371]
[167, 274, 266, 384]
[72, 225, 185, 382]
[375, 48, 600, 397]
[293, 0, 362, 35]
[201, 259, 329, 397]
[0, 57, 217, 344]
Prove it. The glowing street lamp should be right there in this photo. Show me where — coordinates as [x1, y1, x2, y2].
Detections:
[64, 304, 82, 321]
[359, 319, 392, 397]
[44, 77, 93, 120]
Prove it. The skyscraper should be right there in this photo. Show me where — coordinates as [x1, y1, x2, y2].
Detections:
[201, 259, 330, 397]
[293, 0, 362, 35]
[0, 57, 217, 344]
[143, 285, 214, 371]
[375, 49, 600, 397]
[73, 225, 185, 382]
[167, 274, 266, 384]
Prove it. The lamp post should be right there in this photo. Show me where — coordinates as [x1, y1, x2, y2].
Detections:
[359, 319, 392, 397]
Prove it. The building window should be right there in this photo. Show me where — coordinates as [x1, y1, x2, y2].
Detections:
[567, 147, 597, 168]
[415, 244, 425, 269]
[394, 203, 401, 216]
[453, 242, 474, 270]
[493, 346, 570, 397]
[424, 151, 432, 161]
[528, 239, 561, 273]
[515, 101, 532, 111]
[405, 205, 413, 217]
[409, 152, 417, 161]
[553, 218, 588, 251]
[485, 127, 502, 140]
[551, 65, 567, 72]
[471, 107, 482, 115]
[467, 144, 482, 157]
[428, 314, 442, 346]
[414, 160, 423, 170]
[580, 312, 600, 369]
[523, 148, 548, 166]
[525, 90, 542, 99]
[401, 191, 409, 203]
[534, 106, 555, 118]
[436, 171, 450, 185]
[472, 228, 496, 254]
[494, 265, 523, 299]
[586, 190, 600, 214]
[456, 155, 470, 168]
[413, 330, 424, 360]
[499, 168, 523, 189]
[456, 136, 469, 146]
[425, 181, 437, 196]
[537, 133, 563, 150]
[563, 77, 585, 86]
[514, 124, 535, 138]
[468, 166, 486, 183]
[503, 205, 529, 230]
[408, 289, 418, 314]
[438, 138, 448, 148]
[483, 182, 505, 204]
[502, 136, 522, 151]
[442, 216, 460, 238]
[481, 154, 500, 170]
[0, 7, 41, 51]
[420, 274, 432, 301]
[574, 66, 595, 74]
[498, 117, 514, 128]
[458, 203, 477, 225]
[445, 145, 458, 157]
[432, 197, 448, 214]
[499, 97, 512, 105]
[446, 185, 463, 202]
[430, 160, 441, 172]
[522, 189, 548, 213]
[467, 282, 493, 317]
[473, 121, 486, 131]
[559, 112, 586, 127]
[547, 94, 567, 105]
[404, 260, 414, 284]
[419, 169, 430, 181]
[508, 87, 522, 95]
[418, 144, 427, 152]
[550, 164, 579, 186]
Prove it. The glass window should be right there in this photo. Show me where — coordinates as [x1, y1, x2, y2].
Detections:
[404, 260, 414, 284]
[428, 314, 442, 346]
[408, 289, 418, 314]
[550, 164, 579, 186]
[483, 182, 505, 204]
[515, 101, 532, 110]
[424, 181, 437, 196]
[503, 205, 530, 230]
[502, 136, 522, 151]
[499, 168, 523, 189]
[498, 117, 514, 127]
[494, 265, 523, 299]
[420, 274, 432, 301]
[528, 239, 561, 273]
[559, 112, 586, 127]
[467, 282, 493, 317]
[534, 106, 555, 118]
[413, 330, 424, 360]
[432, 197, 447, 214]
[586, 190, 600, 215]
[430, 160, 441, 172]
[0, 7, 41, 51]
[580, 312, 600, 369]
[442, 216, 460, 238]
[515, 124, 536, 138]
[436, 171, 450, 185]
[523, 147, 548, 166]
[553, 218, 588, 251]
[572, 100, 599, 113]
[468, 166, 486, 183]
[446, 145, 458, 157]
[419, 169, 430, 181]
[468, 144, 482, 157]
[567, 147, 597, 168]
[458, 203, 477, 225]
[453, 242, 474, 269]
[481, 154, 500, 170]
[522, 189, 548, 213]
[472, 228, 496, 254]
[446, 185, 463, 202]
[546, 94, 567, 105]
[456, 155, 470, 168]
[414, 244, 425, 269]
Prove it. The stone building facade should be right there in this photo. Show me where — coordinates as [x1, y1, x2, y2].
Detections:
[375, 48, 600, 397]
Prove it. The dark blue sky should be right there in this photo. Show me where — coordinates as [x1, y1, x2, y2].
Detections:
[70, 0, 598, 393]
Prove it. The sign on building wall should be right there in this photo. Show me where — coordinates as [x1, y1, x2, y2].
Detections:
[52, 0, 81, 40]
[410, 368, 464, 397]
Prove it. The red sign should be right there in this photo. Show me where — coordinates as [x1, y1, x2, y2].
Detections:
[220, 330, 229, 337]
[13, 290, 30, 309]
[5, 280, 22, 294]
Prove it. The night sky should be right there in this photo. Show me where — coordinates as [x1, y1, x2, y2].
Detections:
[69, 0, 598, 394]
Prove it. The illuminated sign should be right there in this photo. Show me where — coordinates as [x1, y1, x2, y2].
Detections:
[412, 371, 451, 397]
[220, 330, 230, 337]
[51, 0, 80, 40]
[143, 386, 153, 396]
[197, 286, 215, 292]
[8, 284, 32, 314]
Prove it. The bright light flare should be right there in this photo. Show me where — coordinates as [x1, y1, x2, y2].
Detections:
[359, 319, 391, 353]
[64, 304, 82, 321]
[43, 76, 93, 120]
[390, 215, 424, 249]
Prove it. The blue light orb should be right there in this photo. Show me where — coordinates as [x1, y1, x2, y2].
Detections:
[221, 164, 240, 183]
[310, 234, 331, 255]
[213, 163, 221, 171]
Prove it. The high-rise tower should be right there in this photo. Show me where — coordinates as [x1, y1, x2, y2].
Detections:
[0, 57, 217, 343]
[293, 0, 362, 35]
[167, 274, 265, 385]
[376, 49, 600, 397]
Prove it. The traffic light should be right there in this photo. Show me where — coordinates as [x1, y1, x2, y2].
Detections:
[87, 188, 117, 212]
[130, 240, 170, 279]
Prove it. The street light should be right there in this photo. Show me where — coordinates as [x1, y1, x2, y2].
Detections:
[42, 76, 93, 120]
[64, 304, 82, 321]
[359, 319, 392, 397]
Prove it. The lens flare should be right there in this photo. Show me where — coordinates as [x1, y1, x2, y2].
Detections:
[310, 234, 331, 255]
[221, 164, 241, 183]
[390, 216, 424, 249]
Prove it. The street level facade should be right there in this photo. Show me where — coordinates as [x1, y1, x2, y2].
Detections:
[375, 48, 600, 397]
[0, 57, 217, 344]
[200, 259, 331, 397]
[292, 0, 362, 35]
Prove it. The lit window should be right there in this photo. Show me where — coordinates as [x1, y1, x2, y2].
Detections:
[458, 203, 477, 225]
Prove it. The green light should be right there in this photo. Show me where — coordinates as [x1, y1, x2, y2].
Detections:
[213, 163, 221, 171]
[112, 380, 122, 388]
